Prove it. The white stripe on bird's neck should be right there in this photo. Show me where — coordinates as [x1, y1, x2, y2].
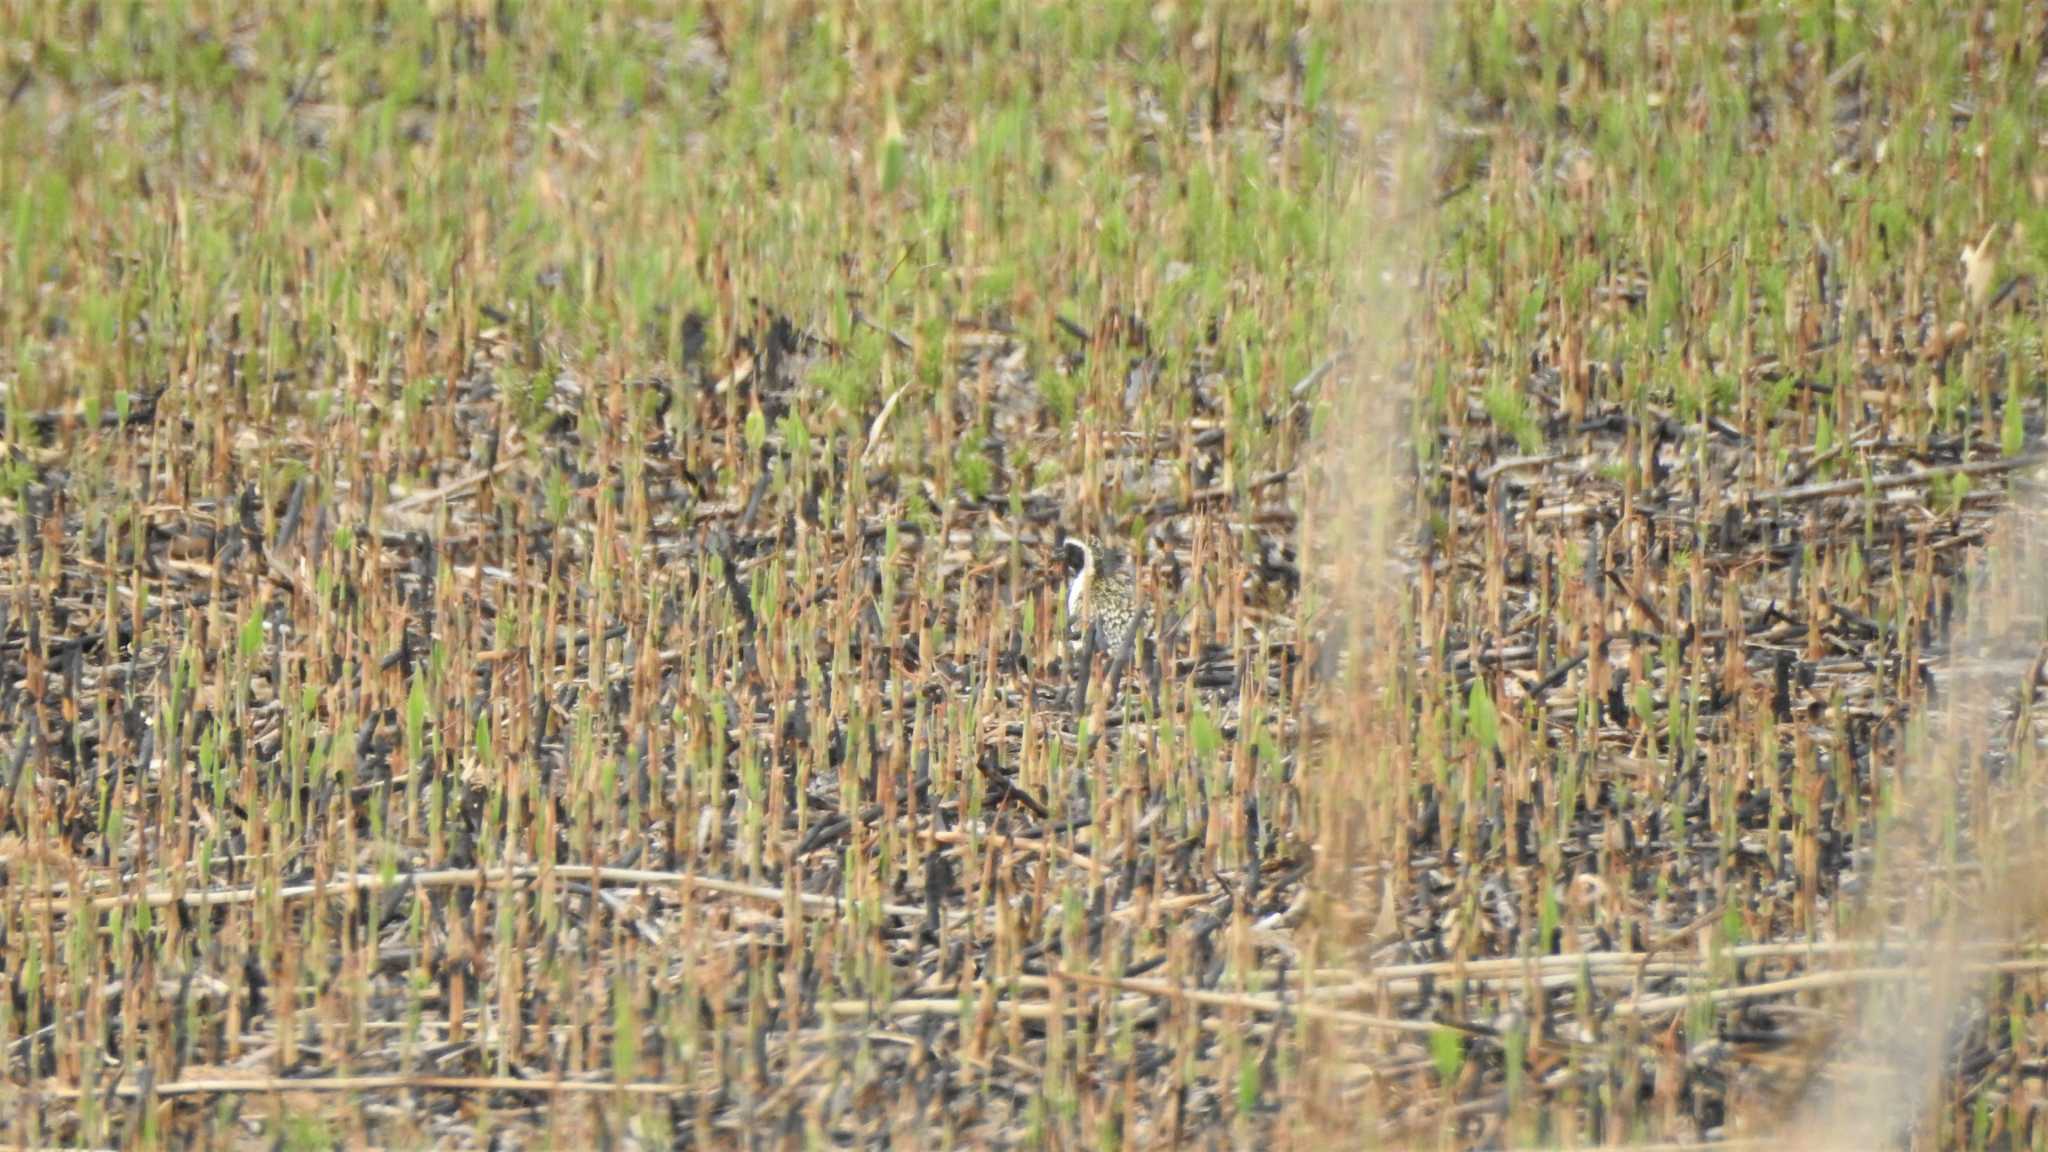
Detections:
[1066, 542, 1094, 620]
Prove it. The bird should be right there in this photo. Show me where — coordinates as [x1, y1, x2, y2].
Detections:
[1061, 535, 1141, 659]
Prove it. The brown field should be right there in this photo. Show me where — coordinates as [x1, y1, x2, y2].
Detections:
[3, 2, 2048, 1149]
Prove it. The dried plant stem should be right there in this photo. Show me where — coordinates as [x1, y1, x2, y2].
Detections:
[1612, 960, 2048, 1019]
[34, 1074, 709, 1101]
[21, 865, 927, 921]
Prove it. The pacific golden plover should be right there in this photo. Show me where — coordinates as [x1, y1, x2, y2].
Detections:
[1061, 535, 1141, 658]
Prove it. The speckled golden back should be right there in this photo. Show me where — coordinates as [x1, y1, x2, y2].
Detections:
[1061, 535, 1142, 654]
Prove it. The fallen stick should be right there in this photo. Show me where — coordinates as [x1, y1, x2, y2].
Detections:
[19, 864, 926, 922]
[381, 458, 522, 517]
[1611, 958, 2048, 1019]
[1754, 449, 2048, 504]
[32, 1072, 703, 1101]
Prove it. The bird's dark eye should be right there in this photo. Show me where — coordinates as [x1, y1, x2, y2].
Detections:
[1062, 541, 1089, 571]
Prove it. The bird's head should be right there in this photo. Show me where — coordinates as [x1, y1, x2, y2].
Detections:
[1060, 535, 1098, 622]
[1060, 536, 1096, 579]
